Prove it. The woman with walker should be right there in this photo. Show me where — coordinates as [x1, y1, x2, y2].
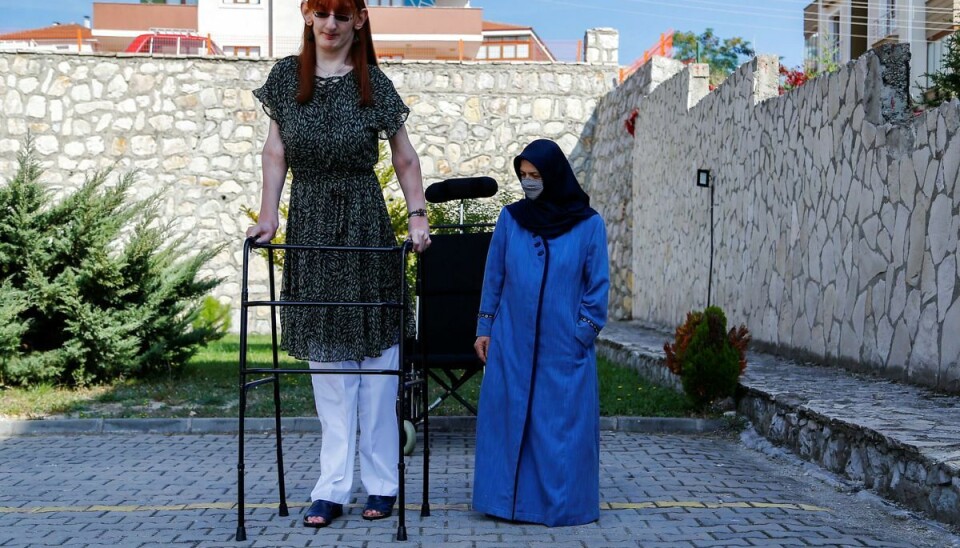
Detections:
[246, 0, 430, 528]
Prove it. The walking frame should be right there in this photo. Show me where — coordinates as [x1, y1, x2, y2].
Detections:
[235, 237, 430, 542]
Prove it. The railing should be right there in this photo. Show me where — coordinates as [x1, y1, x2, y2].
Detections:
[620, 30, 674, 83]
[541, 40, 583, 63]
[870, 9, 898, 41]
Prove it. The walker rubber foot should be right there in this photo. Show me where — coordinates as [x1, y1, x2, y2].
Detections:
[279, 502, 289, 517]
[396, 525, 408, 541]
[236, 527, 247, 542]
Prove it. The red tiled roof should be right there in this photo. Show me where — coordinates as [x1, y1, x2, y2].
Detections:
[482, 20, 531, 32]
[0, 23, 92, 41]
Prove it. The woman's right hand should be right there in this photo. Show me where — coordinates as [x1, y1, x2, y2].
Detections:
[474, 336, 490, 364]
[246, 215, 279, 244]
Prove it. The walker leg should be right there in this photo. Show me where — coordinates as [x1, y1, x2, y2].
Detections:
[267, 248, 289, 517]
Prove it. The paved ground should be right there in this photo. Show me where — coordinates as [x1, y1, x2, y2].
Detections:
[1, 428, 958, 547]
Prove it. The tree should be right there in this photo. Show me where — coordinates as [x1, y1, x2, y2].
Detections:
[919, 33, 960, 108]
[778, 35, 841, 96]
[672, 28, 755, 86]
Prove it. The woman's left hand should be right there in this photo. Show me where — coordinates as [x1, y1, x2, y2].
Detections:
[408, 216, 431, 253]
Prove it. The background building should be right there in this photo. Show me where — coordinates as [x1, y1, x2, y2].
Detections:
[0, 21, 97, 53]
[92, 1, 199, 53]
[84, 0, 559, 61]
[804, 0, 958, 93]
[478, 21, 557, 62]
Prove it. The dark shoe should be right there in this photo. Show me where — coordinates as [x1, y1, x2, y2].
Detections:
[303, 499, 343, 528]
[361, 495, 396, 521]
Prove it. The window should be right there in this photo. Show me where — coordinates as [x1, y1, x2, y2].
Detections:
[879, 0, 896, 37]
[926, 35, 951, 86]
[827, 12, 841, 63]
[480, 39, 531, 61]
[803, 33, 820, 63]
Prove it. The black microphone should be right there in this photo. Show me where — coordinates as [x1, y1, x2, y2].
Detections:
[425, 177, 498, 204]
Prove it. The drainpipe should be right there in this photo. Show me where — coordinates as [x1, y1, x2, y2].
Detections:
[818, 0, 824, 72]
[268, 0, 273, 58]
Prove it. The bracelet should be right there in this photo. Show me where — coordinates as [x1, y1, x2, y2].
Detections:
[408, 208, 427, 218]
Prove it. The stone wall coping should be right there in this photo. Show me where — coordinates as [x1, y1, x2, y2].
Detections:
[0, 49, 596, 66]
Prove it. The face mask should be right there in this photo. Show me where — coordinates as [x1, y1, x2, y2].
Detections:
[521, 178, 543, 200]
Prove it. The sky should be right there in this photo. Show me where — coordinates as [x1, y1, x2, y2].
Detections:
[0, 0, 806, 68]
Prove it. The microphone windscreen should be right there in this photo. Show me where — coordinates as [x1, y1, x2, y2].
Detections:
[425, 177, 498, 203]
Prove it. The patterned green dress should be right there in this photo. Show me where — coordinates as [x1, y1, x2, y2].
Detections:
[253, 56, 410, 363]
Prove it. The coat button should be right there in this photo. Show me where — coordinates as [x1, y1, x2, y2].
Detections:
[534, 242, 542, 248]
[537, 251, 544, 256]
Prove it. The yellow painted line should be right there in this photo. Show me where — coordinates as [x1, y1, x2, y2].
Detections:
[0, 501, 830, 515]
[704, 502, 761, 509]
[27, 506, 75, 513]
[656, 501, 706, 508]
[604, 502, 656, 509]
[797, 503, 831, 512]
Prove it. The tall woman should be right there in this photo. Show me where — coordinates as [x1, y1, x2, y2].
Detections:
[473, 139, 609, 527]
[246, 0, 430, 528]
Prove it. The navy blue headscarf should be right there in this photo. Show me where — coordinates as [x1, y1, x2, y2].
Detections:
[505, 139, 598, 238]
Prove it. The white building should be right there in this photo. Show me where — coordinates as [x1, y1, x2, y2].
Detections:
[197, 0, 303, 58]
[804, 0, 959, 95]
[93, 0, 556, 61]
[199, 0, 487, 60]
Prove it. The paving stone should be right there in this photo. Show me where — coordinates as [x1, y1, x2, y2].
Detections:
[1, 418, 959, 546]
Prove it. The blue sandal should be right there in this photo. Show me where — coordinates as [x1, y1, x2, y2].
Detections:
[361, 495, 396, 521]
[303, 499, 342, 528]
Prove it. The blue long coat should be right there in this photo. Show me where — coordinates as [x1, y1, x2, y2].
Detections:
[473, 208, 609, 526]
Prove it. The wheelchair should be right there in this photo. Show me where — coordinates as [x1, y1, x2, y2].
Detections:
[234, 177, 498, 542]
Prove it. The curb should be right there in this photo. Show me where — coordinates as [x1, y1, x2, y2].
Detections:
[0, 415, 727, 436]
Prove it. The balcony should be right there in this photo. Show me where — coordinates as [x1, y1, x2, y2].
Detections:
[870, 10, 898, 44]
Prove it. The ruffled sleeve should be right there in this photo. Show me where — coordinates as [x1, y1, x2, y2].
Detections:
[253, 56, 296, 126]
[368, 66, 410, 139]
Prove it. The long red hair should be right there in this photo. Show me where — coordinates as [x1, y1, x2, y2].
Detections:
[298, 0, 378, 106]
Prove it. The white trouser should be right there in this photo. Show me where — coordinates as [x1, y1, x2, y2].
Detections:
[308, 344, 400, 504]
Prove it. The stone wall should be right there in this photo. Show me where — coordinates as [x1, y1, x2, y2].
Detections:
[623, 44, 960, 392]
[0, 48, 618, 333]
[578, 56, 687, 320]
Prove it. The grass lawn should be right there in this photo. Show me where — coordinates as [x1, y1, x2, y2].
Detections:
[0, 335, 696, 420]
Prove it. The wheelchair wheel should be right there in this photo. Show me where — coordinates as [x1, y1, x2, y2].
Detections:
[401, 419, 417, 456]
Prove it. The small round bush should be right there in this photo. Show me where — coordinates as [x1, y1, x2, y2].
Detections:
[664, 306, 749, 409]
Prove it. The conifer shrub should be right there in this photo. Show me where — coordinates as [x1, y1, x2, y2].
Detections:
[0, 142, 225, 387]
[664, 306, 750, 409]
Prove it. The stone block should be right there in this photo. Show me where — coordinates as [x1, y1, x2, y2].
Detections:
[905, 197, 930, 286]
